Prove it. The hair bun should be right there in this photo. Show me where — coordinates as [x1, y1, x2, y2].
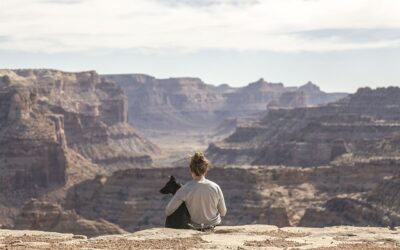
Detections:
[192, 152, 205, 162]
[190, 152, 209, 176]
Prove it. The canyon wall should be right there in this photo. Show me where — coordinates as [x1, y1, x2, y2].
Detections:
[104, 75, 347, 134]
[0, 69, 160, 226]
[2, 70, 398, 234]
[0, 69, 159, 175]
[14, 199, 127, 237]
[207, 87, 400, 166]
[0, 86, 68, 191]
[64, 157, 399, 231]
[300, 174, 400, 228]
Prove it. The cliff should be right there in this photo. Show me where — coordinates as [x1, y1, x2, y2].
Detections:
[0, 225, 399, 249]
[13, 199, 127, 237]
[368, 177, 400, 214]
[0, 69, 160, 226]
[103, 74, 347, 134]
[0, 69, 159, 173]
[63, 158, 399, 231]
[299, 180, 400, 229]
[207, 87, 400, 166]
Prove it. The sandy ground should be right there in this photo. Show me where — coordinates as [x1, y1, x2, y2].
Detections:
[150, 133, 211, 167]
[0, 225, 399, 249]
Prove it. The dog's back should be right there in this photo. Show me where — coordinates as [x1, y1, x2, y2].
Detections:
[165, 203, 190, 229]
[160, 176, 191, 229]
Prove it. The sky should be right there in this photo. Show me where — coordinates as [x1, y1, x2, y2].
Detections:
[0, 0, 400, 92]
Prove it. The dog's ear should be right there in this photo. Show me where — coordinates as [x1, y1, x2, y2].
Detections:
[170, 176, 176, 181]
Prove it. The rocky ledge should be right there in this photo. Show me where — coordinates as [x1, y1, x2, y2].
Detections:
[0, 225, 399, 249]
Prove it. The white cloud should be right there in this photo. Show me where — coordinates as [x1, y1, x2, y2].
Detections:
[155, 0, 259, 7]
[0, 0, 400, 53]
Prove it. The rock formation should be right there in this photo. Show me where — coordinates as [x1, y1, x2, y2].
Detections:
[2, 69, 398, 236]
[0, 69, 160, 226]
[0, 69, 159, 174]
[207, 87, 400, 166]
[14, 199, 127, 237]
[103, 74, 347, 134]
[64, 167, 290, 231]
[0, 86, 68, 191]
[64, 155, 399, 231]
[299, 176, 400, 228]
[368, 177, 400, 214]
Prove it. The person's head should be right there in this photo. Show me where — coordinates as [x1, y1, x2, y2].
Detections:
[190, 152, 209, 179]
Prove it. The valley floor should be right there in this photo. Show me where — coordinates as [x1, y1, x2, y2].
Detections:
[1, 225, 399, 249]
[149, 133, 212, 167]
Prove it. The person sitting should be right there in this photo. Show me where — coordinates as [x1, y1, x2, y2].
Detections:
[165, 152, 227, 230]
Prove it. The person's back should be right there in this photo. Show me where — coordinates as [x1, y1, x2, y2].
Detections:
[165, 152, 227, 227]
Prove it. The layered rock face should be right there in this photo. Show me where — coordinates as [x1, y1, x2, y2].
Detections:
[368, 177, 400, 214]
[207, 87, 400, 166]
[0, 86, 68, 191]
[63, 157, 399, 231]
[0, 69, 159, 225]
[104, 74, 225, 132]
[3, 68, 398, 235]
[0, 69, 159, 176]
[299, 176, 400, 228]
[64, 167, 290, 231]
[205, 86, 400, 228]
[14, 199, 127, 237]
[300, 198, 400, 228]
[103, 75, 347, 134]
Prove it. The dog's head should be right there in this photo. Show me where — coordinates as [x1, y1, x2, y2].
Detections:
[160, 176, 182, 195]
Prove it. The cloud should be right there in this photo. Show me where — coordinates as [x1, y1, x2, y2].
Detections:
[0, 36, 10, 42]
[156, 0, 260, 7]
[39, 0, 84, 4]
[294, 28, 400, 43]
[0, 0, 400, 53]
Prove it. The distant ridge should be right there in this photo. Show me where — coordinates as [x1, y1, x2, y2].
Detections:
[104, 74, 348, 133]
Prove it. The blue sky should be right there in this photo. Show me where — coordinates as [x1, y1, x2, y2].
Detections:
[1, 0, 400, 92]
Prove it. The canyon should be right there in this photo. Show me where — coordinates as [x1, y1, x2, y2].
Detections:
[104, 74, 346, 134]
[0, 68, 399, 240]
[205, 86, 400, 228]
[104, 74, 347, 165]
[207, 87, 400, 166]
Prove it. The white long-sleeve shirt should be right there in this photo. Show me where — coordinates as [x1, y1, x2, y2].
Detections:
[165, 177, 227, 226]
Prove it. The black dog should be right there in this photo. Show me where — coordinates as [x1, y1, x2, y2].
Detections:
[160, 176, 191, 229]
